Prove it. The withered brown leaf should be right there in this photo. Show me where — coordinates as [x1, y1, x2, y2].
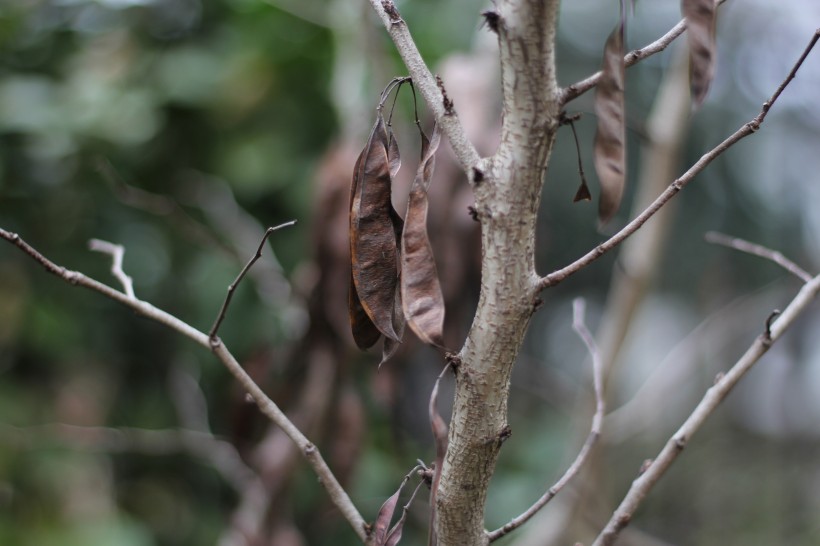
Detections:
[350, 115, 401, 342]
[682, 0, 717, 107]
[593, 22, 627, 225]
[400, 125, 445, 348]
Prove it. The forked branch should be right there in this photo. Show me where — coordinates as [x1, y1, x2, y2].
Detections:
[487, 298, 605, 542]
[0, 227, 368, 543]
[592, 273, 820, 546]
[539, 29, 820, 291]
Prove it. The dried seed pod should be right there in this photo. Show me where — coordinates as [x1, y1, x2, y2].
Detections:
[593, 21, 627, 225]
[350, 115, 401, 342]
[401, 125, 445, 347]
[682, 0, 717, 107]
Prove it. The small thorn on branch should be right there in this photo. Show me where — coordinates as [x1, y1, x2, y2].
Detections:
[481, 10, 500, 33]
[467, 206, 479, 222]
[435, 75, 454, 115]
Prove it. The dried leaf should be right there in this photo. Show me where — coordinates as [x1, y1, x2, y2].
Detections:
[401, 125, 445, 347]
[350, 115, 401, 341]
[682, 0, 717, 107]
[593, 22, 627, 225]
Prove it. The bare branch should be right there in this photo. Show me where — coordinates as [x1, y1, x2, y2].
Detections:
[0, 227, 368, 543]
[539, 29, 820, 291]
[487, 298, 604, 542]
[208, 221, 296, 341]
[561, 0, 730, 104]
[88, 239, 136, 299]
[592, 274, 820, 546]
[366, 0, 481, 174]
[705, 232, 813, 283]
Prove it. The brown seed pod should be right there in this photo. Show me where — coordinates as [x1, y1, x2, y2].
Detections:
[682, 0, 717, 107]
[350, 115, 402, 342]
[593, 21, 627, 226]
[401, 124, 445, 347]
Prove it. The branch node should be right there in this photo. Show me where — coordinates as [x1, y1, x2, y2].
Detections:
[467, 205, 480, 222]
[497, 424, 512, 446]
[380, 0, 401, 24]
[638, 459, 653, 475]
[304, 442, 317, 456]
[444, 352, 462, 372]
[472, 167, 485, 184]
[674, 436, 687, 451]
[763, 309, 781, 345]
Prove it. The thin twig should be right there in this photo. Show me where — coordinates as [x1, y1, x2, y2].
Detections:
[561, 0, 730, 104]
[705, 231, 813, 283]
[539, 29, 820, 291]
[366, 0, 481, 174]
[0, 227, 368, 542]
[592, 273, 820, 546]
[487, 298, 605, 542]
[88, 239, 136, 299]
[208, 221, 296, 341]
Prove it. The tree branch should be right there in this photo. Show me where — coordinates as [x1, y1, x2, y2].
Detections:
[89, 239, 136, 299]
[561, 0, 730, 104]
[487, 298, 605, 542]
[705, 231, 813, 283]
[539, 28, 820, 291]
[0, 227, 368, 543]
[209, 220, 296, 340]
[366, 0, 482, 174]
[592, 273, 820, 546]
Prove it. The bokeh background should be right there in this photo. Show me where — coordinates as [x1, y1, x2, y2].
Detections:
[2, 0, 820, 545]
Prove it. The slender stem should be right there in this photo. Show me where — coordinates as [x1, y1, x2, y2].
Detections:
[208, 221, 296, 341]
[705, 232, 813, 283]
[0, 227, 368, 542]
[487, 298, 605, 542]
[539, 29, 820, 291]
[592, 274, 820, 546]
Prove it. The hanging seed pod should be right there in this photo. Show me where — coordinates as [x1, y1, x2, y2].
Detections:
[350, 115, 402, 342]
[593, 21, 627, 226]
[682, 0, 717, 107]
[401, 124, 445, 348]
